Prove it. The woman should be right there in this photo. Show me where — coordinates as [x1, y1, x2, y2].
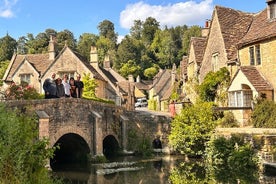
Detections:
[69, 77, 77, 98]
[56, 78, 65, 98]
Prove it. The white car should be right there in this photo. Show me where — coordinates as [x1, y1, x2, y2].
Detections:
[135, 98, 148, 107]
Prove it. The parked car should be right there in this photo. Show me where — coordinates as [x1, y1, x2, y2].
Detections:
[135, 98, 148, 107]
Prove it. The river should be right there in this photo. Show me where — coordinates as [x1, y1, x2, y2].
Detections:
[52, 155, 276, 184]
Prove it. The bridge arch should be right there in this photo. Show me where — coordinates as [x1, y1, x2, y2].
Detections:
[50, 126, 92, 151]
[103, 135, 120, 158]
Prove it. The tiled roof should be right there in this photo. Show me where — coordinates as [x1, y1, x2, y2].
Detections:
[5, 53, 50, 81]
[215, 6, 253, 61]
[238, 9, 276, 48]
[191, 37, 207, 63]
[180, 56, 188, 77]
[151, 69, 172, 97]
[161, 84, 174, 101]
[240, 66, 273, 91]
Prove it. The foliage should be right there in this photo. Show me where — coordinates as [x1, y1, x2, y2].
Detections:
[197, 67, 230, 102]
[217, 111, 239, 128]
[0, 60, 9, 86]
[0, 103, 60, 184]
[0, 34, 17, 61]
[82, 73, 98, 99]
[251, 99, 276, 128]
[169, 101, 218, 156]
[5, 82, 42, 100]
[144, 66, 158, 79]
[77, 33, 99, 61]
[169, 160, 208, 184]
[205, 135, 259, 183]
[119, 60, 141, 78]
[181, 25, 201, 55]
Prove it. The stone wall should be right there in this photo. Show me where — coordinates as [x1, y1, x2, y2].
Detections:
[4, 99, 172, 155]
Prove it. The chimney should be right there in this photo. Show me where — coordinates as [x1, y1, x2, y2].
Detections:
[171, 63, 176, 86]
[201, 20, 211, 37]
[103, 55, 111, 69]
[48, 35, 56, 60]
[90, 46, 98, 68]
[128, 75, 134, 83]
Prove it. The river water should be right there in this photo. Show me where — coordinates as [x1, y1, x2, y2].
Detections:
[53, 155, 276, 184]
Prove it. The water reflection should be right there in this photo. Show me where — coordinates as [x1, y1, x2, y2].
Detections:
[53, 155, 276, 184]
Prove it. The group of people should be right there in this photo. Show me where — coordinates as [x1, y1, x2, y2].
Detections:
[43, 73, 84, 99]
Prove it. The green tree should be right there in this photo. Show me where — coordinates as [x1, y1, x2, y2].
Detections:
[142, 17, 160, 46]
[97, 20, 118, 44]
[130, 20, 143, 40]
[169, 101, 217, 156]
[77, 33, 99, 61]
[0, 61, 9, 86]
[0, 104, 59, 183]
[144, 66, 158, 79]
[252, 99, 276, 128]
[82, 73, 98, 99]
[0, 34, 17, 61]
[182, 25, 201, 55]
[56, 29, 77, 51]
[119, 60, 141, 78]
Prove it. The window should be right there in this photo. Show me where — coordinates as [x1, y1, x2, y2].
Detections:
[20, 74, 31, 84]
[268, 2, 276, 19]
[228, 90, 253, 107]
[212, 53, 219, 72]
[59, 72, 75, 80]
[249, 45, 261, 66]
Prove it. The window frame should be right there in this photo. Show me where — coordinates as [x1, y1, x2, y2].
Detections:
[249, 45, 261, 66]
[20, 73, 31, 84]
[228, 90, 253, 108]
[212, 52, 219, 72]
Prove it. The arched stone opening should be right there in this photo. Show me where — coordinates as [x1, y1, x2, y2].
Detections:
[50, 133, 90, 169]
[103, 135, 120, 158]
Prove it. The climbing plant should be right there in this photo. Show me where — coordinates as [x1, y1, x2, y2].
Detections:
[197, 67, 230, 103]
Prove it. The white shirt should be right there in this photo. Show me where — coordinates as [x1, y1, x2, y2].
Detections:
[62, 80, 71, 96]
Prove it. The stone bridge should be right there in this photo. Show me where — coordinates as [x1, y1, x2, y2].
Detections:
[4, 98, 171, 167]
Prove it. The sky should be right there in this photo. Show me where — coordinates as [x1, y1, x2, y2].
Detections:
[0, 0, 267, 42]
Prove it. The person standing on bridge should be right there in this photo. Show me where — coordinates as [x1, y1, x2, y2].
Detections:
[75, 74, 84, 98]
[43, 73, 57, 99]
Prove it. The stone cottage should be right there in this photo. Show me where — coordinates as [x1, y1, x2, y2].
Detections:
[2, 36, 135, 109]
[228, 0, 276, 124]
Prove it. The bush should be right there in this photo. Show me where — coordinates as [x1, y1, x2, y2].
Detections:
[0, 103, 59, 183]
[252, 99, 276, 128]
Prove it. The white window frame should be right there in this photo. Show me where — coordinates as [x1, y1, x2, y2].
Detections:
[228, 90, 252, 107]
[20, 74, 31, 84]
[212, 53, 219, 72]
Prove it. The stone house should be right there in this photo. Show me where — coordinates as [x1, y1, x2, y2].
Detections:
[148, 64, 177, 111]
[228, 0, 276, 124]
[199, 6, 253, 83]
[2, 36, 135, 109]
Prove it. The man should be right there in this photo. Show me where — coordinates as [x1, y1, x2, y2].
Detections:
[43, 73, 57, 99]
[62, 74, 71, 97]
[75, 74, 84, 98]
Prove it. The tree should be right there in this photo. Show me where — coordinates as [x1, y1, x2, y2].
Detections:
[82, 73, 98, 99]
[142, 17, 160, 46]
[0, 103, 59, 183]
[182, 25, 201, 55]
[97, 19, 118, 44]
[0, 34, 17, 61]
[77, 33, 99, 61]
[130, 20, 143, 40]
[169, 101, 218, 156]
[144, 66, 158, 79]
[119, 60, 141, 78]
[0, 61, 9, 86]
[56, 29, 77, 51]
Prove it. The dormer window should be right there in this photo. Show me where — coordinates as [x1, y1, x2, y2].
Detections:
[267, 0, 276, 19]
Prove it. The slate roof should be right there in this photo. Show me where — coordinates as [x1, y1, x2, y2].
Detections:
[190, 37, 207, 64]
[215, 6, 253, 61]
[4, 53, 50, 81]
[240, 66, 273, 91]
[238, 8, 276, 48]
